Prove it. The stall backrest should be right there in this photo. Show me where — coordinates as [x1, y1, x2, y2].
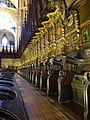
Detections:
[61, 70, 75, 85]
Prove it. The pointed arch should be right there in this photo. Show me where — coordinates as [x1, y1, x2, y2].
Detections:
[0, 7, 19, 26]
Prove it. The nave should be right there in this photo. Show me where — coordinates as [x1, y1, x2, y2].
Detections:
[0, 0, 89, 120]
[15, 74, 83, 120]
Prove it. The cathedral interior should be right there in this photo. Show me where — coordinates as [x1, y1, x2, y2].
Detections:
[0, 0, 90, 120]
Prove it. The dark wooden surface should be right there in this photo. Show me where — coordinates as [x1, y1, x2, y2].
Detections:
[15, 74, 83, 120]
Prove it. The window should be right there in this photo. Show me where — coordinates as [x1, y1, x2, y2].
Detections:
[2, 36, 8, 46]
[0, 0, 16, 8]
[0, 11, 17, 49]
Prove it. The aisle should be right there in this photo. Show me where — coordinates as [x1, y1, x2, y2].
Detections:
[15, 74, 69, 120]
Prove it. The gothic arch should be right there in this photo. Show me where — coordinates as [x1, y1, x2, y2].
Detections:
[0, 7, 19, 26]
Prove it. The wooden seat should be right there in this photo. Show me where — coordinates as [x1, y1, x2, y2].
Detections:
[60, 70, 75, 102]
[61, 70, 75, 86]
